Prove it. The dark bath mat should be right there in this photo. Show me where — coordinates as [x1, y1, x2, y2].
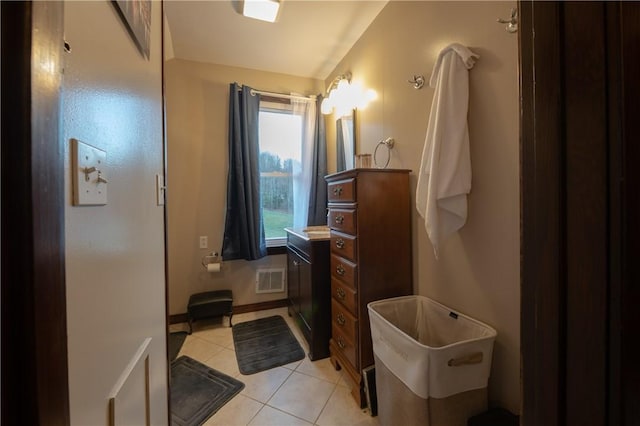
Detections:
[232, 315, 305, 375]
[169, 331, 188, 362]
[170, 356, 244, 426]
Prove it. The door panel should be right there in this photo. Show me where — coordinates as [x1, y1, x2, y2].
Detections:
[520, 2, 639, 424]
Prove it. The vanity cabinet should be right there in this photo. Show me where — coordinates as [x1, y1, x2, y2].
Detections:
[326, 168, 413, 407]
[286, 231, 331, 360]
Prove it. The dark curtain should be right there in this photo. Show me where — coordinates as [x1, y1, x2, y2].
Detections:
[221, 83, 267, 261]
[335, 117, 346, 172]
[307, 95, 328, 225]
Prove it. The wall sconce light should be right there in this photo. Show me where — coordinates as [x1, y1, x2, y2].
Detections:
[321, 72, 377, 117]
[242, 0, 281, 23]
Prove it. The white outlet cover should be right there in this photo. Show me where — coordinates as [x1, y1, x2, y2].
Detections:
[199, 236, 208, 249]
[72, 139, 108, 206]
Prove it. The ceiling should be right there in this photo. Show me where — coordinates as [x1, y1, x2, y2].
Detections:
[164, 0, 389, 80]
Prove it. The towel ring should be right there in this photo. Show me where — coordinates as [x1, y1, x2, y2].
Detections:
[374, 137, 395, 169]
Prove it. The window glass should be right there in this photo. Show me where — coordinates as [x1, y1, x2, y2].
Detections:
[258, 104, 302, 246]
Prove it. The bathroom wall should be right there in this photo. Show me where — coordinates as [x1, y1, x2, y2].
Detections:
[164, 59, 323, 315]
[327, 1, 520, 413]
[62, 1, 167, 424]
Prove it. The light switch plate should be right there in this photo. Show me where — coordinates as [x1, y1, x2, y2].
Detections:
[71, 138, 108, 206]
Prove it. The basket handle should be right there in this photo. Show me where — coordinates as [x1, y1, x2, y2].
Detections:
[448, 352, 483, 367]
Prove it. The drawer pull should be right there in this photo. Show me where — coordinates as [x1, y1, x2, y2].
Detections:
[337, 339, 346, 349]
[336, 287, 346, 300]
[335, 238, 345, 249]
[333, 186, 343, 196]
[336, 264, 346, 276]
[337, 313, 346, 326]
[335, 214, 344, 225]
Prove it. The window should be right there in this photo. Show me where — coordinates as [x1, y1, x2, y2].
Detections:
[258, 101, 302, 247]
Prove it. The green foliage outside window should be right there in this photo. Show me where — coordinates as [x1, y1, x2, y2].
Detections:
[260, 151, 294, 238]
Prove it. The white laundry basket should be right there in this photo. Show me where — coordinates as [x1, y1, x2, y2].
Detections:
[368, 295, 497, 426]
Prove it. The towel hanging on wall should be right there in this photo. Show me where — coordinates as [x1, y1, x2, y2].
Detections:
[415, 43, 479, 258]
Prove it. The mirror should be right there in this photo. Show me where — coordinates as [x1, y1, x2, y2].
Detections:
[336, 111, 355, 172]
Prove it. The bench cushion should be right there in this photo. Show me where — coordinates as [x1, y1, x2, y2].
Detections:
[187, 290, 233, 328]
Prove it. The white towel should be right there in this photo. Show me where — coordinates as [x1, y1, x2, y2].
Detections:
[415, 43, 479, 258]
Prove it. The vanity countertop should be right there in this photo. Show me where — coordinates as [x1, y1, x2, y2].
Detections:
[285, 226, 330, 241]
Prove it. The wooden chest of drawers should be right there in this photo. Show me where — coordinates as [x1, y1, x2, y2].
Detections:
[325, 168, 413, 407]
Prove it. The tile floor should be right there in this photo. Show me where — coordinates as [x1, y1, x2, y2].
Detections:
[171, 307, 380, 426]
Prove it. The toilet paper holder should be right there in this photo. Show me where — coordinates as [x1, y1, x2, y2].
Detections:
[201, 251, 220, 269]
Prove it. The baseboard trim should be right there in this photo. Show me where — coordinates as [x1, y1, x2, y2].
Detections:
[169, 313, 188, 324]
[234, 298, 288, 314]
[169, 299, 288, 325]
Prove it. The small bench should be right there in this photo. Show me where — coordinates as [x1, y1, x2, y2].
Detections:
[187, 290, 233, 334]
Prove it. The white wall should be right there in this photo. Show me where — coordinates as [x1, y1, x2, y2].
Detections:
[328, 1, 521, 413]
[63, 1, 167, 424]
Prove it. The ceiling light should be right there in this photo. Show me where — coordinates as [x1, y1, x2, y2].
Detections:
[243, 0, 281, 23]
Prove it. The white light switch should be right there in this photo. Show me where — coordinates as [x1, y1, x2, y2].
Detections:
[71, 139, 108, 206]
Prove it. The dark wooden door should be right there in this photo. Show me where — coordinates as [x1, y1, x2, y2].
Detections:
[287, 247, 313, 332]
[1, 2, 69, 425]
[519, 2, 639, 424]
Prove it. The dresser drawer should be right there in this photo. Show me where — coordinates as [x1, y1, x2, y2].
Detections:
[328, 178, 355, 202]
[331, 279, 357, 315]
[332, 324, 358, 369]
[327, 208, 356, 234]
[331, 299, 357, 343]
[330, 254, 357, 288]
[330, 231, 356, 262]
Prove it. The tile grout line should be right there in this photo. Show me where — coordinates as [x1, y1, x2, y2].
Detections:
[243, 399, 263, 426]
[262, 366, 295, 406]
[260, 404, 315, 426]
[263, 368, 339, 425]
[312, 380, 340, 426]
[292, 366, 342, 386]
[241, 364, 302, 425]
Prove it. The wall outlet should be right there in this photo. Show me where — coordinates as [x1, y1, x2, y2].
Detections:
[199, 236, 208, 249]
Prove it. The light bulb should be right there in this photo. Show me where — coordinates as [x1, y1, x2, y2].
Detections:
[335, 104, 350, 118]
[348, 81, 364, 109]
[321, 97, 333, 115]
[328, 88, 337, 102]
[350, 81, 363, 96]
[336, 78, 350, 92]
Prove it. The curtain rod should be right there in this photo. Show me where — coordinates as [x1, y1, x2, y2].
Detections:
[249, 89, 316, 102]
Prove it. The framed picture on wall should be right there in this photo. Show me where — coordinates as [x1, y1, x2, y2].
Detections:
[112, 0, 151, 59]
